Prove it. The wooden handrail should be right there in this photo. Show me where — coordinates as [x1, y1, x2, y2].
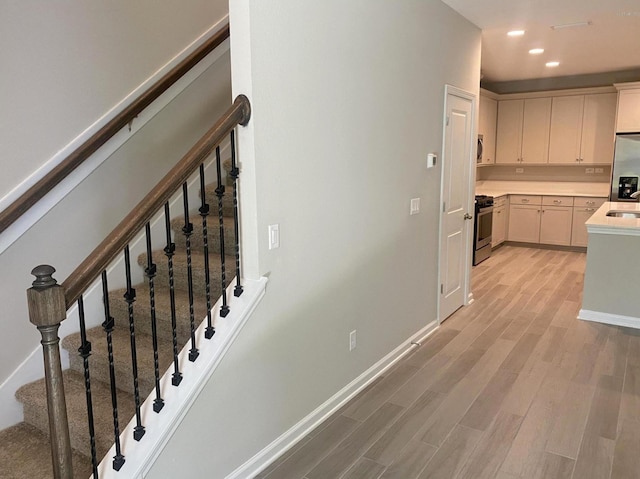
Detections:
[62, 94, 251, 308]
[0, 24, 230, 236]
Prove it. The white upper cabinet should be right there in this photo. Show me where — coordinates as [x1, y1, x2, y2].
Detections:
[581, 93, 616, 163]
[548, 96, 584, 164]
[521, 97, 552, 164]
[496, 98, 551, 164]
[548, 93, 616, 164]
[496, 99, 523, 163]
[478, 94, 497, 165]
[616, 86, 640, 133]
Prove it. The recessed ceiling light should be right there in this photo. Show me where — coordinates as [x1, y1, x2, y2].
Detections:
[546, 61, 560, 67]
[529, 48, 545, 55]
[507, 30, 525, 36]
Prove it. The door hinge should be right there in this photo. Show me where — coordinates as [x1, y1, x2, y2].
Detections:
[442, 202, 446, 213]
[446, 116, 450, 126]
[440, 284, 444, 294]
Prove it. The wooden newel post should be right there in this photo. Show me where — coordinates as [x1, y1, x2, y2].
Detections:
[27, 265, 73, 479]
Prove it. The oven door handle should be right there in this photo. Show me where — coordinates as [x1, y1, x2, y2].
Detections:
[464, 213, 473, 220]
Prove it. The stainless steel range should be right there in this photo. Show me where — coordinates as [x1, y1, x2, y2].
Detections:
[473, 195, 493, 265]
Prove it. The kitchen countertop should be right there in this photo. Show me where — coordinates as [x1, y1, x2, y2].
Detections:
[475, 180, 609, 198]
[586, 202, 640, 236]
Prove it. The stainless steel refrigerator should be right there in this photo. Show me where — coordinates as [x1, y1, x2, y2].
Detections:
[610, 133, 640, 201]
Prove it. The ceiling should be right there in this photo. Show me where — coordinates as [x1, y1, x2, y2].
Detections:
[441, 0, 640, 85]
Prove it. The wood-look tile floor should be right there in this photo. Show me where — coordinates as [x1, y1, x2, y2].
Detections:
[255, 245, 640, 479]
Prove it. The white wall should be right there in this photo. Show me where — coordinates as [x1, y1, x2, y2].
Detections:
[148, 1, 480, 477]
[0, 1, 228, 206]
[0, 3, 230, 397]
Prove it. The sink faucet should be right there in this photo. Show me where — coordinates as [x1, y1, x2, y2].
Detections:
[631, 191, 640, 200]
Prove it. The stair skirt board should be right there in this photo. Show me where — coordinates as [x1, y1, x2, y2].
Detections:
[0, 143, 231, 430]
[229, 319, 439, 479]
[96, 277, 267, 479]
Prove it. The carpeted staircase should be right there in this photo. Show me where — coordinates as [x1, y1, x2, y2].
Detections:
[0, 183, 237, 478]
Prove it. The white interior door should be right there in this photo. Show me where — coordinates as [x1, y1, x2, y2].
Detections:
[439, 87, 475, 322]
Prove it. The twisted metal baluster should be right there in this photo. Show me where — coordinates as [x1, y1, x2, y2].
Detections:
[163, 203, 182, 386]
[101, 271, 125, 470]
[77, 295, 98, 478]
[124, 246, 145, 441]
[199, 164, 215, 339]
[215, 146, 230, 317]
[145, 223, 164, 412]
[182, 183, 199, 361]
[229, 130, 243, 297]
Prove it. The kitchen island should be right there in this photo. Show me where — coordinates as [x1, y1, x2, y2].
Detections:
[580, 201, 640, 329]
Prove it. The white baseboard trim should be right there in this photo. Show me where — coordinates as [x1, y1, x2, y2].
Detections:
[0, 15, 230, 256]
[227, 319, 439, 479]
[96, 277, 268, 479]
[579, 308, 640, 329]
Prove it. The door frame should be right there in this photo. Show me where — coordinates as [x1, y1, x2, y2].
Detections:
[437, 84, 477, 324]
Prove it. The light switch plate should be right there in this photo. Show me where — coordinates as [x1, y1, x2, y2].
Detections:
[515, 168, 524, 174]
[268, 224, 280, 249]
[585, 168, 594, 174]
[595, 167, 604, 174]
[410, 198, 421, 215]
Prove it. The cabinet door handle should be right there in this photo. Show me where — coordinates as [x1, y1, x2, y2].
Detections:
[586, 201, 595, 205]
[521, 199, 529, 203]
[553, 200, 562, 204]
[585, 208, 595, 212]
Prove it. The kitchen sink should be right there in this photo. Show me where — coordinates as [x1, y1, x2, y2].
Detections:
[606, 210, 640, 218]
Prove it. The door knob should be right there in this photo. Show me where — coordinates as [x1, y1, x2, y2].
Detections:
[464, 213, 473, 220]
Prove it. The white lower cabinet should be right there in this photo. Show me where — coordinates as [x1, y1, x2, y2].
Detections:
[508, 204, 541, 243]
[506, 195, 580, 246]
[540, 206, 573, 245]
[570, 197, 607, 246]
[491, 196, 508, 247]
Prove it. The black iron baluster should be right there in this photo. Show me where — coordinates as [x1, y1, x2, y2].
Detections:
[77, 295, 99, 478]
[163, 203, 182, 386]
[229, 130, 243, 297]
[199, 164, 215, 339]
[101, 271, 125, 471]
[182, 184, 199, 361]
[145, 223, 164, 412]
[124, 246, 145, 441]
[215, 146, 230, 317]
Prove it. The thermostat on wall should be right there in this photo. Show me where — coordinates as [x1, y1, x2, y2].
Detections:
[427, 153, 437, 168]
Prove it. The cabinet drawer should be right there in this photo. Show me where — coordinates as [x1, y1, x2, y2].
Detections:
[574, 196, 606, 208]
[510, 195, 542, 205]
[494, 195, 508, 207]
[543, 196, 574, 206]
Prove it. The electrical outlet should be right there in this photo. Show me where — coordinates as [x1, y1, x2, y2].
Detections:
[515, 168, 524, 174]
[349, 330, 357, 351]
[585, 168, 594, 174]
[410, 198, 420, 215]
[595, 167, 604, 174]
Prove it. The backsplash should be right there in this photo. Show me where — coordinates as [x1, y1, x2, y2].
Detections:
[476, 164, 611, 183]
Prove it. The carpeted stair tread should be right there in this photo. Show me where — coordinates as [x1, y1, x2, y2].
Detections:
[109, 284, 210, 345]
[171, 215, 237, 252]
[62, 326, 174, 398]
[0, 422, 93, 479]
[16, 370, 135, 460]
[137, 249, 237, 296]
[203, 184, 236, 217]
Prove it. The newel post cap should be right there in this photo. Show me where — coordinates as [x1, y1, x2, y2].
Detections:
[26, 265, 67, 328]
